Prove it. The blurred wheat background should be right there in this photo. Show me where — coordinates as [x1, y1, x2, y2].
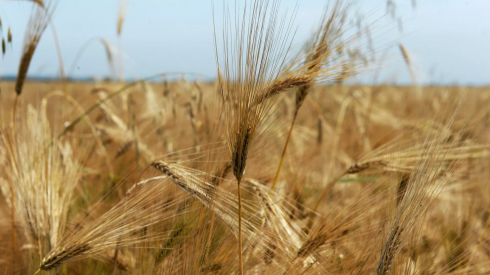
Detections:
[1, 0, 490, 274]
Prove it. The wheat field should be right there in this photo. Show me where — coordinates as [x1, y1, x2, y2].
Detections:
[1, 0, 490, 274]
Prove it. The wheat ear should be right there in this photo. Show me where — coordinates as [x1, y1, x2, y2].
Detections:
[270, 0, 348, 193]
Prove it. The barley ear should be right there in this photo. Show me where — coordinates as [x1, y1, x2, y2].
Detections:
[231, 122, 252, 275]
[232, 123, 252, 182]
[377, 226, 403, 275]
[40, 243, 92, 271]
[16, 44, 36, 95]
[15, 0, 56, 95]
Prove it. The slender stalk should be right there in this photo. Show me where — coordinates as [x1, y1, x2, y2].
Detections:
[270, 114, 297, 192]
[237, 179, 244, 275]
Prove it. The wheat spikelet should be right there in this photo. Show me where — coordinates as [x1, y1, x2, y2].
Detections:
[252, 0, 356, 111]
[15, 0, 57, 95]
[268, 0, 357, 194]
[254, 75, 313, 107]
[231, 124, 252, 182]
[39, 243, 92, 271]
[377, 226, 403, 275]
[16, 43, 36, 95]
[152, 161, 209, 200]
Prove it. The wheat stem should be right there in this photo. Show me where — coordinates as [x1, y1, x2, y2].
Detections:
[238, 178, 244, 275]
[270, 114, 297, 193]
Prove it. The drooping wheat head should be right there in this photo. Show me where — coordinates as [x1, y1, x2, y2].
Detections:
[15, 0, 57, 96]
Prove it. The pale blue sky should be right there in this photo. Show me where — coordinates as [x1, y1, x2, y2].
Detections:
[0, 0, 488, 85]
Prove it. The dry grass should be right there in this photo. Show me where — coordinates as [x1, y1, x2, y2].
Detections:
[1, 0, 490, 275]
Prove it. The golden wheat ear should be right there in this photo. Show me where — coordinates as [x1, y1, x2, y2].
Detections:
[267, 0, 355, 193]
[214, 0, 299, 273]
[15, 0, 58, 95]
